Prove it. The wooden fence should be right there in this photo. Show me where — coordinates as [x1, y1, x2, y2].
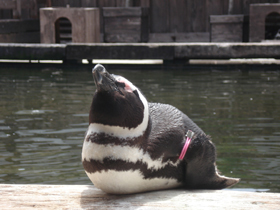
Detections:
[0, 0, 279, 43]
[48, 0, 280, 33]
[1, 0, 279, 33]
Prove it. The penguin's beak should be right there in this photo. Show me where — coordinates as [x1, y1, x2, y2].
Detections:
[92, 64, 118, 93]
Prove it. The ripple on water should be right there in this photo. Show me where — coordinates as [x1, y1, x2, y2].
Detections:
[15, 110, 57, 115]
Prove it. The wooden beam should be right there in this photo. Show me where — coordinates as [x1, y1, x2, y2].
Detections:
[149, 32, 209, 42]
[0, 32, 40, 43]
[0, 0, 37, 10]
[1, 43, 280, 61]
[66, 43, 175, 60]
[66, 43, 280, 60]
[0, 43, 66, 60]
[174, 42, 280, 59]
[0, 20, 39, 34]
[103, 7, 143, 17]
[0, 184, 279, 209]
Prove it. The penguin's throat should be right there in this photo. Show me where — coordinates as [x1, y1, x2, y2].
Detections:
[87, 115, 149, 139]
[88, 90, 150, 139]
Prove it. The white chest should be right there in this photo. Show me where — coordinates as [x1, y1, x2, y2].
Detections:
[82, 137, 183, 193]
[85, 169, 182, 194]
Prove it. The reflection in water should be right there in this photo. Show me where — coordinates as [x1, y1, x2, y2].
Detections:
[0, 67, 279, 192]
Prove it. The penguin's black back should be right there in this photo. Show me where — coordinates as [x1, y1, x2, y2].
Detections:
[147, 103, 204, 161]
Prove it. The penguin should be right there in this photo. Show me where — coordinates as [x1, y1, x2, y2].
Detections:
[82, 64, 240, 194]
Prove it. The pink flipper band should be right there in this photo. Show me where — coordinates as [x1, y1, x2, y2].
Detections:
[179, 130, 194, 160]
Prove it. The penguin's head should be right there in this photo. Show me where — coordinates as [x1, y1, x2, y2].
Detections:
[89, 64, 149, 136]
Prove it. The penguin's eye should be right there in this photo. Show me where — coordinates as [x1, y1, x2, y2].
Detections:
[116, 82, 125, 89]
[133, 90, 140, 98]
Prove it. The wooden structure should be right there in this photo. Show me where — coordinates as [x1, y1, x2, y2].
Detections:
[1, 184, 280, 209]
[40, 7, 100, 43]
[1, 0, 280, 43]
[103, 7, 149, 43]
[0, 19, 39, 43]
[210, 15, 247, 42]
[250, 3, 280, 42]
[46, 0, 280, 42]
[0, 0, 37, 19]
[0, 0, 39, 43]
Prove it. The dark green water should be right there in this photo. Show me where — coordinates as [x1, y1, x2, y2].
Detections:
[0, 66, 279, 192]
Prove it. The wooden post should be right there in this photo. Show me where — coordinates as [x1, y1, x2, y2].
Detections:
[46, 0, 52, 7]
[29, 0, 38, 19]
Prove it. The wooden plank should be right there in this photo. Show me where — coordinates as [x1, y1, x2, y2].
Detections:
[0, 0, 16, 9]
[97, 0, 117, 34]
[210, 24, 243, 42]
[51, 0, 81, 7]
[210, 15, 244, 23]
[1, 43, 280, 61]
[50, 0, 65, 7]
[0, 43, 66, 60]
[139, 0, 150, 7]
[231, 0, 243, 14]
[12, 0, 21, 19]
[65, 42, 280, 60]
[66, 0, 82, 7]
[0, 31, 40, 43]
[81, 0, 97, 7]
[0, 19, 39, 34]
[46, 0, 52, 7]
[103, 7, 142, 17]
[187, 0, 206, 32]
[141, 8, 149, 42]
[149, 32, 209, 42]
[105, 34, 141, 42]
[104, 17, 141, 33]
[174, 42, 280, 59]
[98, 0, 116, 7]
[116, 0, 132, 7]
[205, 0, 229, 31]
[150, 0, 169, 33]
[67, 43, 175, 59]
[103, 7, 148, 42]
[0, 0, 36, 9]
[169, 0, 189, 32]
[0, 9, 12, 19]
[0, 184, 280, 210]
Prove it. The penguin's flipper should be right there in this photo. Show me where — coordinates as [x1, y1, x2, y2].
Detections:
[184, 134, 240, 189]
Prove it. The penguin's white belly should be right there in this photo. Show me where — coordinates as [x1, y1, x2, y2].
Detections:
[86, 170, 181, 194]
[82, 138, 182, 194]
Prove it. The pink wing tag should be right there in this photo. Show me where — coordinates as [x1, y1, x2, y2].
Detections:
[179, 130, 194, 160]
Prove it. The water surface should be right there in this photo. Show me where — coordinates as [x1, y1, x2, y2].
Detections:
[0, 66, 279, 192]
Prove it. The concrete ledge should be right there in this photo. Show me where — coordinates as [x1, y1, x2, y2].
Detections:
[1, 43, 280, 61]
[66, 43, 174, 60]
[66, 42, 280, 60]
[174, 42, 280, 59]
[0, 184, 279, 209]
[0, 43, 66, 60]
